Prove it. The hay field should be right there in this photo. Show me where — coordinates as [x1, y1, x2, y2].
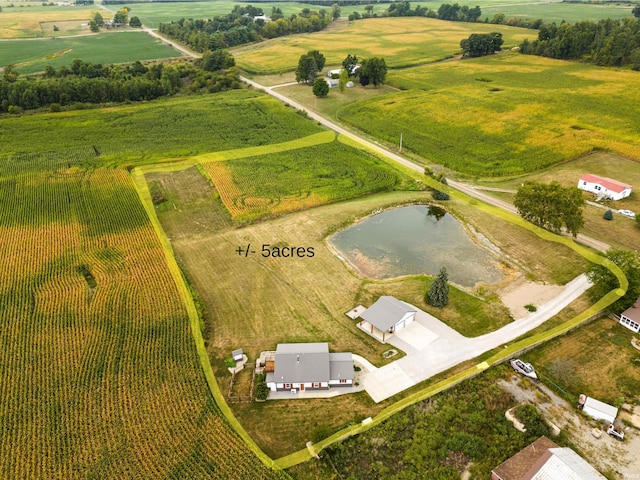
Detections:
[339, 52, 640, 176]
[0, 151, 286, 478]
[1, 32, 181, 74]
[0, 5, 95, 38]
[233, 17, 535, 74]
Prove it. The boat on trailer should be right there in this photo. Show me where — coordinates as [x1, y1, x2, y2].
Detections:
[510, 359, 538, 379]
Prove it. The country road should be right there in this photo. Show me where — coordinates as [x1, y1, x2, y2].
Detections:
[240, 76, 611, 253]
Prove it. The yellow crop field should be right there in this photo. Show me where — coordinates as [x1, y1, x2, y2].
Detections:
[233, 17, 535, 73]
[0, 154, 288, 478]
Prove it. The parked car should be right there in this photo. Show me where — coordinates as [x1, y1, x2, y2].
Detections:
[607, 423, 625, 441]
[617, 209, 636, 218]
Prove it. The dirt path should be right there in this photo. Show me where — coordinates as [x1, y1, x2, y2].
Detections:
[499, 376, 639, 479]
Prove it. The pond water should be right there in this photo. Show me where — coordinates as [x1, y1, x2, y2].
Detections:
[329, 205, 504, 288]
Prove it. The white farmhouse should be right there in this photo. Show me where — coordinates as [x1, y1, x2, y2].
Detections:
[577, 174, 632, 200]
[619, 297, 640, 333]
[265, 343, 353, 392]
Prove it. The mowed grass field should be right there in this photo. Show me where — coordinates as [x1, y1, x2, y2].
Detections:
[339, 52, 640, 176]
[0, 4, 96, 38]
[0, 150, 288, 478]
[233, 17, 536, 73]
[153, 158, 588, 457]
[201, 140, 403, 221]
[1, 32, 182, 74]
[480, 2, 635, 24]
[0, 90, 323, 161]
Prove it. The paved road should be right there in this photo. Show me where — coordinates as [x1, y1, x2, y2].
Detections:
[362, 274, 591, 402]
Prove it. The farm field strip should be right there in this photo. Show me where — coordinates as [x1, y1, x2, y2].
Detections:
[0, 5, 96, 38]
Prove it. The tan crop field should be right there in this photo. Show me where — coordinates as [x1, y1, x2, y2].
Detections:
[233, 17, 535, 74]
[0, 6, 96, 38]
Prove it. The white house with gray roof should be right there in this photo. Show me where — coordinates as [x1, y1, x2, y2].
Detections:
[266, 343, 353, 392]
[358, 296, 417, 342]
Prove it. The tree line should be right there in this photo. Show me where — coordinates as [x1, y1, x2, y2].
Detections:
[0, 59, 240, 113]
[158, 4, 335, 53]
[519, 17, 640, 68]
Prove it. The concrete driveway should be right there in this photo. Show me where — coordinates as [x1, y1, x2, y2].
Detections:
[361, 274, 591, 402]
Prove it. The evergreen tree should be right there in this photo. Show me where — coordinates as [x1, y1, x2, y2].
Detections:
[427, 267, 449, 307]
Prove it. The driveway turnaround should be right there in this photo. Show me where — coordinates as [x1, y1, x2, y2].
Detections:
[361, 274, 591, 402]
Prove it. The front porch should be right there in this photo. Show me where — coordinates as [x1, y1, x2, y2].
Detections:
[357, 319, 393, 343]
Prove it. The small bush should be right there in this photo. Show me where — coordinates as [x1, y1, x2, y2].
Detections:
[524, 303, 537, 312]
[50, 103, 61, 112]
[224, 357, 236, 368]
[603, 209, 613, 220]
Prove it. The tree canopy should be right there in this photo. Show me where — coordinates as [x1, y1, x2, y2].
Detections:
[514, 181, 584, 237]
[427, 267, 449, 307]
[460, 32, 503, 57]
[586, 248, 640, 313]
[359, 57, 387, 87]
[312, 77, 329, 97]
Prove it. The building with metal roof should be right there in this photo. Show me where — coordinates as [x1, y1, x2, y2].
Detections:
[358, 296, 417, 342]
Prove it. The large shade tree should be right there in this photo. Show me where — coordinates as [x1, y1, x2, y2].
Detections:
[514, 181, 584, 237]
[586, 248, 640, 313]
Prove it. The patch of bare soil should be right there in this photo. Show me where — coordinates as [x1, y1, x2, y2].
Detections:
[497, 277, 564, 319]
[498, 375, 639, 479]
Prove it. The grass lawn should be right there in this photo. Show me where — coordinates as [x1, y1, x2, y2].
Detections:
[469, 150, 640, 251]
[0, 5, 96, 38]
[526, 316, 640, 404]
[339, 52, 640, 177]
[1, 32, 182, 74]
[480, 2, 635, 24]
[232, 17, 536, 74]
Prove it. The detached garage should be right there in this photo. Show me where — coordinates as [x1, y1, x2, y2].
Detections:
[582, 396, 618, 424]
[357, 296, 417, 343]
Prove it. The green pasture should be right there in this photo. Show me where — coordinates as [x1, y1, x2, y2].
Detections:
[0, 90, 324, 162]
[233, 17, 536, 73]
[0, 4, 96, 38]
[111, 1, 341, 27]
[337, 52, 640, 177]
[480, 2, 635, 24]
[1, 32, 182, 73]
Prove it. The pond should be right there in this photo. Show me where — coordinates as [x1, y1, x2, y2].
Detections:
[329, 205, 504, 288]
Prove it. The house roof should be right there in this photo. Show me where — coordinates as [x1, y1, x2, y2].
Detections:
[579, 174, 632, 193]
[274, 343, 330, 384]
[359, 296, 416, 332]
[583, 397, 618, 419]
[492, 436, 558, 480]
[528, 448, 606, 480]
[329, 352, 354, 381]
[621, 297, 640, 322]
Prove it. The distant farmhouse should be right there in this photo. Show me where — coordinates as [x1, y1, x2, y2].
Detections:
[492, 436, 606, 480]
[358, 296, 417, 343]
[619, 297, 640, 333]
[265, 343, 353, 392]
[577, 174, 632, 200]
